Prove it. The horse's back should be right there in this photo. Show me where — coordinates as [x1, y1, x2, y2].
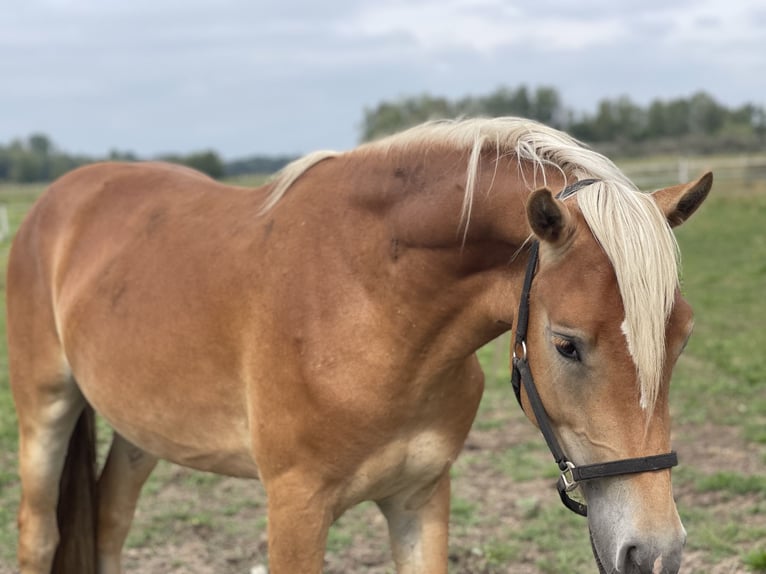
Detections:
[9, 161, 255, 350]
[10, 162, 224, 290]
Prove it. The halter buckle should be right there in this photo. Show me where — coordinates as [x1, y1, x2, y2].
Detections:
[560, 461, 579, 492]
[512, 339, 527, 361]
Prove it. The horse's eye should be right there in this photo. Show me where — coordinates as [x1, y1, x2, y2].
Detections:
[554, 338, 580, 362]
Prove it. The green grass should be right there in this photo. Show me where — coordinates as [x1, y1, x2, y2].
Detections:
[514, 505, 593, 573]
[671, 193, 766, 442]
[745, 549, 766, 571]
[695, 472, 766, 495]
[668, 189, 766, 570]
[482, 537, 521, 565]
[682, 505, 766, 565]
[450, 496, 478, 526]
[490, 441, 559, 482]
[326, 526, 354, 553]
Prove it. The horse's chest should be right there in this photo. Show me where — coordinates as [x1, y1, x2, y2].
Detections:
[342, 429, 459, 509]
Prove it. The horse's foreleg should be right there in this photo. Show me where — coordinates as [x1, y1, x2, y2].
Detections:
[96, 433, 158, 574]
[378, 471, 451, 574]
[264, 473, 333, 574]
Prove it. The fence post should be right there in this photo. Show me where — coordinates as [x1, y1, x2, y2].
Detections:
[0, 204, 8, 242]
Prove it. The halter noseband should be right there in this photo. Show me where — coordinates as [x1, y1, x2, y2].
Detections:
[510, 182, 678, 517]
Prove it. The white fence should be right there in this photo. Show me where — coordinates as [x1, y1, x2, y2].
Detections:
[620, 155, 766, 189]
[0, 205, 8, 242]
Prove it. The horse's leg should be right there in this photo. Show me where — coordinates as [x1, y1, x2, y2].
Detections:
[14, 376, 87, 574]
[378, 472, 452, 574]
[97, 433, 158, 574]
[264, 473, 333, 573]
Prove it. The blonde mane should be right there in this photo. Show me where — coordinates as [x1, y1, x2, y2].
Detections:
[266, 117, 679, 412]
[260, 149, 340, 214]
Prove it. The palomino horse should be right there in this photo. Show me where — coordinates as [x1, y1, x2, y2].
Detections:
[8, 118, 711, 574]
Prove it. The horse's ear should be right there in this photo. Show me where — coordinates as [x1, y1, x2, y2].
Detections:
[652, 172, 713, 228]
[526, 188, 574, 245]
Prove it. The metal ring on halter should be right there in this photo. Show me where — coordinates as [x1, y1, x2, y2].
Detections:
[559, 461, 579, 492]
[513, 340, 527, 361]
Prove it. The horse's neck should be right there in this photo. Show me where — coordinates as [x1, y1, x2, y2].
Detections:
[343, 149, 554, 354]
[353, 148, 543, 249]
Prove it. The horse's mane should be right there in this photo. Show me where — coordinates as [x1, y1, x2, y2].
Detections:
[266, 117, 679, 413]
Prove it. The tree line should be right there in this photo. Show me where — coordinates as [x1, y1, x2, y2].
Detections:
[361, 86, 766, 156]
[0, 135, 296, 184]
[3, 86, 764, 183]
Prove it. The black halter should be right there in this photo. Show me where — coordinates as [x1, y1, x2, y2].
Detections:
[510, 184, 678, 517]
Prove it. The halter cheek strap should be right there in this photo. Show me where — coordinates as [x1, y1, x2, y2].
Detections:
[510, 219, 678, 517]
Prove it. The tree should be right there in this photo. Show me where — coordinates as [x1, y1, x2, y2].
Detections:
[27, 133, 55, 180]
[359, 85, 564, 141]
[646, 100, 667, 138]
[688, 92, 725, 135]
[531, 87, 563, 125]
[592, 100, 618, 141]
[664, 98, 691, 136]
[0, 147, 10, 180]
[361, 103, 409, 141]
[613, 96, 647, 141]
[28, 133, 53, 156]
[184, 151, 224, 179]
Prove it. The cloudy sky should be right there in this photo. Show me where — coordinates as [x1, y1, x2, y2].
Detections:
[2, 0, 764, 158]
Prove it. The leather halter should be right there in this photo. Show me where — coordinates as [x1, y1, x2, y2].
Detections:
[510, 183, 678, 517]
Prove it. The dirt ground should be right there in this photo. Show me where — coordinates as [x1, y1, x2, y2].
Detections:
[1, 414, 748, 574]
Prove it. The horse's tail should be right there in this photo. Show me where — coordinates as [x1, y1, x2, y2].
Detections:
[51, 404, 98, 574]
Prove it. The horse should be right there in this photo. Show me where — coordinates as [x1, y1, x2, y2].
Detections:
[7, 117, 711, 574]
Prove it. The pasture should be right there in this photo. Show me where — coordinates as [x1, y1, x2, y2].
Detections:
[0, 170, 764, 573]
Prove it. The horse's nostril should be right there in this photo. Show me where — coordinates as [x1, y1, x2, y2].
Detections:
[618, 541, 682, 574]
[623, 544, 640, 573]
[619, 542, 658, 574]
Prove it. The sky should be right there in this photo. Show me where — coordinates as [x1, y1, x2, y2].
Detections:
[1, 0, 765, 159]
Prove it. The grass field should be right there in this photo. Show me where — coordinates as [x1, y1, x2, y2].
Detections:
[0, 172, 764, 573]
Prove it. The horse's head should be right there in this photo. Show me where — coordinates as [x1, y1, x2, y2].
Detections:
[519, 173, 712, 574]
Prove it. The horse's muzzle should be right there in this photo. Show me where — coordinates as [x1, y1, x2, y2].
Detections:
[591, 523, 686, 574]
[615, 530, 686, 574]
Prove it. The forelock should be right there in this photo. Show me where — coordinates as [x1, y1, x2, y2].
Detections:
[576, 181, 679, 412]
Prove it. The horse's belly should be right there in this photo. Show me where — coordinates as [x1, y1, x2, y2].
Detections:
[110, 417, 259, 478]
[74, 368, 260, 479]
